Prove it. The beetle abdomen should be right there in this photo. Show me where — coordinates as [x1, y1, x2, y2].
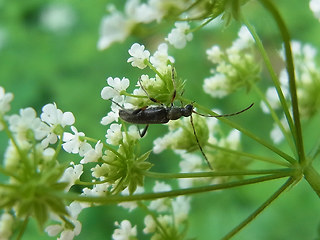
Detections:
[119, 107, 170, 124]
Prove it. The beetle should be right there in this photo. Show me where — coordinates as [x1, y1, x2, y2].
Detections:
[111, 68, 253, 169]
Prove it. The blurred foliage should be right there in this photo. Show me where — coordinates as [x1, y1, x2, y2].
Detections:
[0, 0, 320, 239]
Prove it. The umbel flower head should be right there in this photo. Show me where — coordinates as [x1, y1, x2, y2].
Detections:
[203, 26, 261, 98]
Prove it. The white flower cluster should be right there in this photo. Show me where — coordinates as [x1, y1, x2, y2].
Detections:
[310, 0, 320, 21]
[100, 42, 179, 126]
[97, 0, 194, 50]
[0, 87, 92, 240]
[203, 26, 259, 98]
[97, 0, 206, 50]
[261, 41, 320, 143]
[113, 181, 191, 239]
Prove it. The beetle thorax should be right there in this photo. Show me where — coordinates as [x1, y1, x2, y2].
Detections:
[167, 105, 193, 120]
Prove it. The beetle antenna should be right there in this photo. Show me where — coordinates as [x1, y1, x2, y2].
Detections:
[190, 114, 213, 170]
[109, 99, 125, 109]
[193, 103, 254, 118]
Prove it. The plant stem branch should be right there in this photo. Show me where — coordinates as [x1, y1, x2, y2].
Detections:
[143, 168, 295, 179]
[258, 0, 305, 163]
[242, 17, 296, 156]
[60, 173, 290, 204]
[222, 177, 295, 240]
[207, 143, 290, 167]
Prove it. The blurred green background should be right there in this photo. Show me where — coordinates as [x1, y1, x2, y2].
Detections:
[1, 0, 320, 239]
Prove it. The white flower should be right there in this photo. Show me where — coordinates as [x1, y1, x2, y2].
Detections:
[0, 86, 13, 116]
[106, 123, 123, 145]
[7, 107, 51, 147]
[310, 0, 320, 20]
[101, 108, 119, 125]
[166, 22, 193, 49]
[41, 103, 75, 127]
[91, 163, 109, 179]
[150, 43, 175, 71]
[206, 45, 223, 64]
[40, 103, 75, 147]
[118, 186, 144, 211]
[120, 125, 140, 143]
[0, 212, 14, 240]
[127, 43, 150, 69]
[143, 215, 156, 234]
[45, 217, 81, 240]
[178, 151, 204, 188]
[270, 117, 289, 144]
[82, 182, 110, 198]
[101, 77, 130, 100]
[62, 126, 90, 155]
[203, 73, 229, 98]
[127, 0, 158, 23]
[219, 129, 240, 150]
[40, 3, 76, 33]
[149, 181, 172, 212]
[97, 8, 134, 50]
[112, 220, 137, 240]
[45, 202, 84, 240]
[153, 133, 173, 153]
[59, 163, 83, 191]
[172, 196, 190, 224]
[80, 141, 103, 164]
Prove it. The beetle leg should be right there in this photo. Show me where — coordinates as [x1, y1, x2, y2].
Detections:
[170, 66, 177, 107]
[138, 124, 149, 138]
[132, 106, 147, 114]
[138, 78, 162, 104]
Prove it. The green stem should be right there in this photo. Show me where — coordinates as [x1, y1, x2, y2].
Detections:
[0, 167, 22, 181]
[178, 95, 296, 164]
[60, 173, 290, 204]
[207, 143, 290, 167]
[51, 133, 63, 162]
[122, 92, 148, 99]
[1, 118, 27, 165]
[75, 179, 109, 186]
[249, 80, 296, 154]
[143, 168, 295, 179]
[146, 61, 165, 81]
[242, 17, 296, 156]
[16, 215, 29, 240]
[258, 0, 305, 163]
[222, 177, 295, 240]
[304, 165, 320, 198]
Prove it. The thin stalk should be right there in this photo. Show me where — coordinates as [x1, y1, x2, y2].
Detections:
[16, 215, 29, 240]
[60, 173, 290, 204]
[207, 143, 290, 167]
[0, 167, 22, 181]
[178, 95, 296, 164]
[221, 177, 295, 240]
[242, 17, 296, 155]
[249, 81, 296, 154]
[143, 168, 295, 179]
[138, 202, 171, 239]
[75, 179, 109, 186]
[258, 0, 305, 163]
